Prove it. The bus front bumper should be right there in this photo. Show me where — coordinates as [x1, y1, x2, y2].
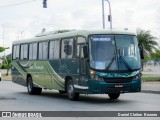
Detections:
[86, 79, 141, 94]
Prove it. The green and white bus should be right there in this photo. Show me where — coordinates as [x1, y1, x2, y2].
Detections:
[12, 30, 143, 100]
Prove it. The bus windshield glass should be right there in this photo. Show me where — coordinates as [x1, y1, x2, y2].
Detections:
[89, 35, 141, 71]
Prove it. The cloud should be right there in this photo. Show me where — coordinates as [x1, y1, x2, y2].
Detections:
[0, 0, 160, 56]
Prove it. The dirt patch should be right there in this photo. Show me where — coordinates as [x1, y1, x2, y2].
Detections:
[2, 74, 12, 80]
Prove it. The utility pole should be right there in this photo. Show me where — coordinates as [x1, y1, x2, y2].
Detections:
[21, 31, 24, 39]
[43, 0, 47, 8]
[107, 0, 112, 29]
[102, 0, 105, 29]
[1, 24, 8, 65]
[102, 0, 112, 29]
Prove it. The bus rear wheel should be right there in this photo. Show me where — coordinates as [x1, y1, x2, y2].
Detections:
[108, 93, 120, 99]
[67, 79, 79, 101]
[27, 76, 42, 95]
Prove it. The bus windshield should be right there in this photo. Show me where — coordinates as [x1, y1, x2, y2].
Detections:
[89, 35, 141, 71]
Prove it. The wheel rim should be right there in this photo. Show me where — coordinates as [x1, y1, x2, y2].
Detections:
[68, 84, 74, 98]
[28, 80, 32, 92]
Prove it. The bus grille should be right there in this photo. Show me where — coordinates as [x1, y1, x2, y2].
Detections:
[103, 77, 133, 83]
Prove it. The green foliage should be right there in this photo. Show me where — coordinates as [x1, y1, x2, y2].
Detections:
[150, 50, 160, 60]
[0, 46, 9, 52]
[0, 54, 11, 75]
[144, 55, 150, 61]
[0, 47, 5, 52]
[1, 64, 8, 69]
[137, 28, 159, 56]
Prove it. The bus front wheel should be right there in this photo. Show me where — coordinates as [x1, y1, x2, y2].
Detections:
[59, 90, 66, 94]
[67, 79, 79, 101]
[108, 93, 120, 99]
[27, 77, 42, 95]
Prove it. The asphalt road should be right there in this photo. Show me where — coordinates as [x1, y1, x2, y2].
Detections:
[1, 81, 160, 120]
[0, 81, 160, 112]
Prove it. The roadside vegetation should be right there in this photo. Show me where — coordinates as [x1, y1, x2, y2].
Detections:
[0, 47, 11, 76]
[137, 28, 160, 70]
[142, 76, 160, 82]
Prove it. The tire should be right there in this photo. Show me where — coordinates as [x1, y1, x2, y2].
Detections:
[108, 93, 120, 99]
[59, 90, 66, 94]
[67, 79, 79, 101]
[27, 77, 42, 95]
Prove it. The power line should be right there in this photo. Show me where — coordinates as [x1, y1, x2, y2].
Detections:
[0, 0, 37, 8]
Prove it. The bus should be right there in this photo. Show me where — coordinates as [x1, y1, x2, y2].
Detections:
[12, 30, 143, 101]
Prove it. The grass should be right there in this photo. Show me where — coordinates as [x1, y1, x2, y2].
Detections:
[142, 76, 160, 82]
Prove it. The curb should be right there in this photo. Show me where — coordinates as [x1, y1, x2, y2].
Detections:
[141, 90, 160, 94]
[1, 79, 12, 81]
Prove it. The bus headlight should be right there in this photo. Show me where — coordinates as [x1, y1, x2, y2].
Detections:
[90, 70, 95, 78]
[133, 75, 140, 80]
[90, 70, 95, 75]
[90, 70, 103, 81]
[133, 70, 141, 80]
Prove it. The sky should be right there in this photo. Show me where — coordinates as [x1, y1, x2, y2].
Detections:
[0, 0, 160, 56]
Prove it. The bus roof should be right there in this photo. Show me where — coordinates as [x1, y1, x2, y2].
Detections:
[12, 29, 136, 45]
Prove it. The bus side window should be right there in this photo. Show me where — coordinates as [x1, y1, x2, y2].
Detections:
[29, 44, 33, 60]
[38, 42, 48, 60]
[49, 41, 54, 59]
[29, 43, 37, 60]
[20, 44, 28, 60]
[39, 42, 43, 59]
[49, 40, 60, 59]
[13, 45, 20, 60]
[61, 38, 73, 59]
[33, 43, 37, 59]
[76, 37, 86, 58]
[54, 41, 60, 59]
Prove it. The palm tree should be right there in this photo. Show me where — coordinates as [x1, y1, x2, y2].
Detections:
[0, 47, 9, 52]
[137, 28, 159, 54]
[137, 28, 159, 70]
[0, 47, 5, 52]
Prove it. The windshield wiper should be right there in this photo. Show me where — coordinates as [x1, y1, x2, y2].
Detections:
[119, 55, 133, 71]
[106, 56, 116, 70]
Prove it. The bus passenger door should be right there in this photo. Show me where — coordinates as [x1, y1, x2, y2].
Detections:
[79, 44, 88, 86]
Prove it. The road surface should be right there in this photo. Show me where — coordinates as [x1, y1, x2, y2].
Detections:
[0, 81, 160, 112]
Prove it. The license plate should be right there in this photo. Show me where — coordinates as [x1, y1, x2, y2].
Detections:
[115, 85, 123, 88]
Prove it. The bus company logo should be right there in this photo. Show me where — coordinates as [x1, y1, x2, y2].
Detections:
[2, 112, 11, 117]
[29, 63, 44, 70]
[100, 73, 108, 77]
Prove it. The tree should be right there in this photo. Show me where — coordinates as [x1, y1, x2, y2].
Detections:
[5, 54, 11, 76]
[150, 50, 160, 66]
[1, 54, 11, 76]
[137, 28, 159, 55]
[0, 47, 9, 52]
[137, 28, 159, 70]
[0, 46, 10, 75]
[0, 47, 5, 52]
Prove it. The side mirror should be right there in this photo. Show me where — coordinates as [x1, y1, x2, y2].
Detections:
[140, 49, 144, 59]
[83, 45, 88, 58]
[138, 44, 144, 59]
